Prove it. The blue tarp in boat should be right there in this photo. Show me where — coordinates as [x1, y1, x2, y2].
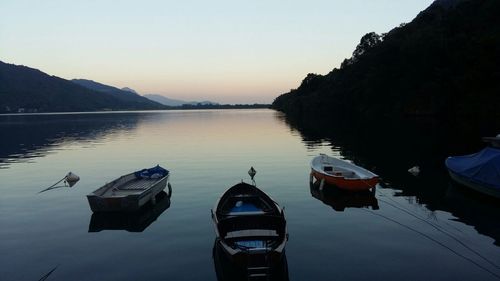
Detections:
[445, 147, 500, 189]
[134, 165, 169, 179]
[230, 202, 261, 213]
[235, 240, 266, 249]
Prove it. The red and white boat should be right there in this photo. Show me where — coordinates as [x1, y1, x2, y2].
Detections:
[310, 154, 379, 191]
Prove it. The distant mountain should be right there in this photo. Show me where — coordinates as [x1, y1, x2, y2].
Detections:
[121, 87, 137, 94]
[0, 61, 165, 113]
[272, 0, 500, 123]
[143, 94, 186, 106]
[72, 79, 162, 108]
[143, 94, 219, 106]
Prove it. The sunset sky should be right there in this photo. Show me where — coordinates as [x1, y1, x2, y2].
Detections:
[1, 0, 433, 103]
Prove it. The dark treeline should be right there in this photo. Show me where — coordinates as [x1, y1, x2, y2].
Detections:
[272, 0, 500, 243]
[272, 0, 500, 126]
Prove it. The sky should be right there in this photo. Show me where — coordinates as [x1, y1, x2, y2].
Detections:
[1, 0, 434, 104]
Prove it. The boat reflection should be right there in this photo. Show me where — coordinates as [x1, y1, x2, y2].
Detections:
[88, 190, 171, 232]
[212, 238, 289, 281]
[444, 182, 500, 246]
[310, 181, 379, 211]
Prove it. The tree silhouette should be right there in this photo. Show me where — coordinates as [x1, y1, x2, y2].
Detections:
[352, 32, 382, 60]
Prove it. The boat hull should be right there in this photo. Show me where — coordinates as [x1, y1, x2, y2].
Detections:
[309, 181, 379, 211]
[88, 190, 172, 232]
[448, 170, 500, 199]
[87, 176, 169, 212]
[311, 170, 378, 191]
[310, 155, 379, 191]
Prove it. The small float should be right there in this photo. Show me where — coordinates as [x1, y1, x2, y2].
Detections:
[211, 168, 287, 279]
[39, 172, 80, 193]
[87, 165, 170, 212]
[310, 154, 379, 191]
[445, 136, 500, 199]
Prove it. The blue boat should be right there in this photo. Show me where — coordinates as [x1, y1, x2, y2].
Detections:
[445, 144, 500, 199]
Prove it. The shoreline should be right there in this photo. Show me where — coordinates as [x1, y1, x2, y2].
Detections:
[0, 107, 272, 117]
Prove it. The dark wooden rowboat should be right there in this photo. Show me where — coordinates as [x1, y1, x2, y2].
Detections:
[211, 182, 287, 279]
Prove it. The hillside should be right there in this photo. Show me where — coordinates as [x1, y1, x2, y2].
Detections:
[272, 0, 500, 123]
[0, 61, 165, 113]
[71, 79, 163, 108]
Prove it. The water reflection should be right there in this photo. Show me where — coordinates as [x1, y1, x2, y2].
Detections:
[0, 112, 145, 168]
[277, 112, 500, 246]
[443, 183, 500, 246]
[88, 191, 171, 232]
[1, 109, 498, 280]
[212, 239, 289, 281]
[309, 181, 379, 211]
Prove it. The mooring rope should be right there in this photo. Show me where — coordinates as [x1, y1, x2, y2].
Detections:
[38, 265, 59, 281]
[38, 176, 68, 194]
[377, 188, 466, 234]
[356, 177, 500, 275]
[371, 179, 499, 270]
[361, 208, 500, 279]
[312, 160, 499, 277]
[377, 196, 500, 270]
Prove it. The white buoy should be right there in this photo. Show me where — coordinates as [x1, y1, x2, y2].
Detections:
[39, 171, 80, 193]
[65, 172, 80, 187]
[408, 166, 420, 176]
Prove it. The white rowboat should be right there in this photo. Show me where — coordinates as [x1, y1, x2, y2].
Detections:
[87, 165, 170, 212]
[310, 154, 378, 191]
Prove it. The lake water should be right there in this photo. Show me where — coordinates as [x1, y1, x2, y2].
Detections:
[0, 109, 499, 281]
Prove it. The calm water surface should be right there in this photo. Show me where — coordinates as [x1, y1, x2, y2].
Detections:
[0, 109, 499, 281]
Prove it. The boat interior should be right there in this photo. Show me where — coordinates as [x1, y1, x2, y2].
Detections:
[218, 215, 286, 251]
[322, 165, 360, 179]
[218, 194, 277, 216]
[93, 173, 164, 197]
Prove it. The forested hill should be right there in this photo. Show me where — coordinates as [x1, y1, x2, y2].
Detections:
[272, 0, 500, 123]
[0, 61, 165, 113]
